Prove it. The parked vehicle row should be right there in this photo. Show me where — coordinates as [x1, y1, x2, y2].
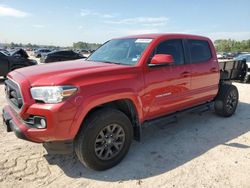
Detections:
[217, 51, 250, 60]
[0, 48, 87, 74]
[32, 48, 52, 58]
[31, 48, 94, 59]
[0, 49, 11, 56]
[40, 50, 85, 63]
[0, 49, 37, 77]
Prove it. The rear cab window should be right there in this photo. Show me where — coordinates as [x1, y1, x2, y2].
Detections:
[187, 39, 212, 64]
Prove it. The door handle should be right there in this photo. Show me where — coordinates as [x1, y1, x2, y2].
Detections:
[181, 71, 191, 77]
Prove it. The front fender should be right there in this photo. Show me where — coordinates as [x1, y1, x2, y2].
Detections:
[68, 90, 143, 138]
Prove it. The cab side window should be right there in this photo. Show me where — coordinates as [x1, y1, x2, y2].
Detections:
[188, 39, 212, 63]
[155, 39, 185, 65]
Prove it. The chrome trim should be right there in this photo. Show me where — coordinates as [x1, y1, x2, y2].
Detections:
[156, 92, 172, 98]
[5, 76, 25, 113]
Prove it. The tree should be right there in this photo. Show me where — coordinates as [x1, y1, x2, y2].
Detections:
[73, 42, 88, 49]
[214, 39, 250, 52]
[73, 41, 101, 50]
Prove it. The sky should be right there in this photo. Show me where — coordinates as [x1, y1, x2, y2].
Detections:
[0, 0, 250, 46]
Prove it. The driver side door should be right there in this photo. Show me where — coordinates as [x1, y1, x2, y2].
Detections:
[143, 39, 192, 120]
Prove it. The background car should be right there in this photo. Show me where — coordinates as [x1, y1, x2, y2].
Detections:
[0, 49, 37, 77]
[0, 49, 10, 56]
[235, 54, 250, 82]
[33, 48, 52, 58]
[217, 53, 226, 59]
[40, 50, 85, 63]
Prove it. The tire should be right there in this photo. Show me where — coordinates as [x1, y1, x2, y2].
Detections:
[74, 108, 133, 171]
[214, 84, 239, 117]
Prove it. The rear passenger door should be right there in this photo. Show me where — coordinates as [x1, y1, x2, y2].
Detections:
[186, 39, 219, 105]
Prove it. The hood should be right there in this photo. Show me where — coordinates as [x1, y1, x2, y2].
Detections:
[13, 59, 129, 86]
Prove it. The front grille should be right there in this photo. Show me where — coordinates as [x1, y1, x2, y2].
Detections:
[5, 79, 24, 110]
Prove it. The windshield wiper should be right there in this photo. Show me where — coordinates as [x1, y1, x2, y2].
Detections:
[89, 59, 122, 64]
[86, 59, 124, 65]
[102, 61, 122, 65]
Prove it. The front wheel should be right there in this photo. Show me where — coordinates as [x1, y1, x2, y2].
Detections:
[74, 108, 133, 171]
[214, 84, 239, 117]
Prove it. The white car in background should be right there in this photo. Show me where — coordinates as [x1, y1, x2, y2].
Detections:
[33, 48, 52, 58]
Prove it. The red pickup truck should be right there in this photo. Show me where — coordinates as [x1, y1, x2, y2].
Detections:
[2, 34, 246, 170]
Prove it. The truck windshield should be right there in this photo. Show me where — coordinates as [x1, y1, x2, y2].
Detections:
[87, 38, 153, 65]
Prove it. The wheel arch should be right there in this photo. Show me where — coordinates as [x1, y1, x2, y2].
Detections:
[71, 97, 143, 141]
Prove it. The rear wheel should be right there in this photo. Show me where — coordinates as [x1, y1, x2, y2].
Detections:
[214, 84, 239, 117]
[74, 108, 133, 171]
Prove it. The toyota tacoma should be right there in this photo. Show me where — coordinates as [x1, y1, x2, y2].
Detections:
[2, 34, 247, 170]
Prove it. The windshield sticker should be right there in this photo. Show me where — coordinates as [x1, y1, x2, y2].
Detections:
[132, 58, 138, 61]
[135, 39, 153, 43]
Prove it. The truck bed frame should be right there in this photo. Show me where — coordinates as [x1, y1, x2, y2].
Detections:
[219, 59, 247, 81]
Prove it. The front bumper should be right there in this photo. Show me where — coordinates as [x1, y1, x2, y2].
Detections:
[2, 102, 78, 143]
[2, 107, 28, 141]
[3, 72, 80, 143]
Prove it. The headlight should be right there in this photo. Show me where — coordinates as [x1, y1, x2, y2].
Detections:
[30, 86, 77, 103]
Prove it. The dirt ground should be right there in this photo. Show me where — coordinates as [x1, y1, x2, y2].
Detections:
[0, 80, 250, 188]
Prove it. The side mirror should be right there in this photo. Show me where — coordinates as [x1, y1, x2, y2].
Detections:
[149, 54, 174, 66]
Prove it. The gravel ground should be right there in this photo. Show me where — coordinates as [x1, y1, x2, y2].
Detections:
[0, 80, 250, 188]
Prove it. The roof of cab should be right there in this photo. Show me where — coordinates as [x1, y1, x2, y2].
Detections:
[117, 33, 210, 40]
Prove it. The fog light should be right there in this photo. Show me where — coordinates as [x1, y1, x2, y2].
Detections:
[40, 119, 46, 128]
[34, 116, 47, 129]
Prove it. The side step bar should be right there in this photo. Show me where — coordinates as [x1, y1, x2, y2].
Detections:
[141, 101, 214, 133]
